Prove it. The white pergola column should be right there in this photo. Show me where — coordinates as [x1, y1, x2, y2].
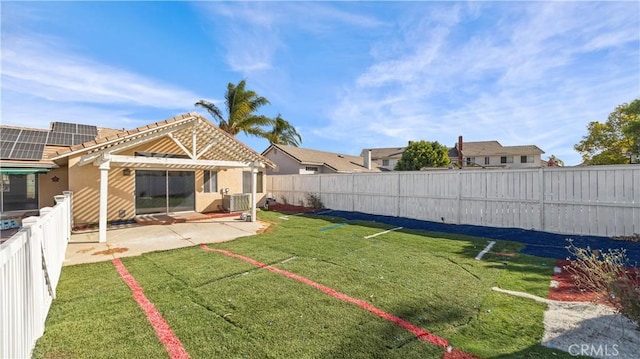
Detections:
[251, 163, 258, 223]
[98, 160, 110, 242]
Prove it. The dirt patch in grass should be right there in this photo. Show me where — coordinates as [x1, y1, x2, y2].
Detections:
[92, 247, 129, 256]
[256, 222, 275, 235]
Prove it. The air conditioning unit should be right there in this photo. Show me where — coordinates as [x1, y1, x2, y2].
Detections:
[223, 193, 251, 212]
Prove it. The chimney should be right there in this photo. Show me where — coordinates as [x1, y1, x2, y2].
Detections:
[458, 135, 463, 167]
[364, 150, 372, 170]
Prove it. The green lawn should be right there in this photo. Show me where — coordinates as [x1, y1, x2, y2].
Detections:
[33, 211, 580, 358]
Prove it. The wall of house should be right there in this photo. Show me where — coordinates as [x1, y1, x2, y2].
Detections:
[455, 154, 542, 168]
[195, 167, 256, 213]
[67, 136, 267, 224]
[374, 159, 398, 170]
[264, 148, 309, 175]
[38, 167, 69, 208]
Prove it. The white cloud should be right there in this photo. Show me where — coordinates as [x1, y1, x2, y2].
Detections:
[0, 31, 207, 130]
[195, 2, 386, 77]
[1, 34, 200, 109]
[318, 2, 640, 165]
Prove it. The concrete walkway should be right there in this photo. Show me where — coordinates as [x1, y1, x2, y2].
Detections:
[64, 218, 267, 266]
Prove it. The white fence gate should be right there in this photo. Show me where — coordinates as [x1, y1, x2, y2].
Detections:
[1, 191, 72, 358]
[267, 166, 639, 237]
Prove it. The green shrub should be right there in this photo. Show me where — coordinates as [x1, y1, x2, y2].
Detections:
[305, 193, 323, 209]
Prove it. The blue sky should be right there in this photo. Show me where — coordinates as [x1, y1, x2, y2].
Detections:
[1, 1, 638, 166]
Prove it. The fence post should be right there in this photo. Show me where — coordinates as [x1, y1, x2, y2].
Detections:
[21, 216, 46, 339]
[539, 167, 545, 231]
[396, 172, 401, 217]
[457, 171, 462, 225]
[63, 190, 73, 233]
[352, 173, 355, 212]
[54, 195, 68, 242]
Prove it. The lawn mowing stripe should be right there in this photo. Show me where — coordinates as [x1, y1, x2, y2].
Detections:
[112, 258, 190, 359]
[319, 222, 347, 232]
[200, 244, 462, 353]
[364, 227, 403, 239]
[474, 241, 496, 260]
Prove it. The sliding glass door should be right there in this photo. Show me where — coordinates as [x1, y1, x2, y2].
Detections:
[135, 170, 194, 215]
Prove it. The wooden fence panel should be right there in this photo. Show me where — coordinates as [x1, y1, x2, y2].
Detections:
[267, 166, 639, 237]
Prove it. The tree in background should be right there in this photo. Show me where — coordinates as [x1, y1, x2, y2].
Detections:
[395, 140, 450, 170]
[623, 109, 640, 163]
[574, 99, 639, 165]
[267, 114, 302, 146]
[195, 80, 302, 146]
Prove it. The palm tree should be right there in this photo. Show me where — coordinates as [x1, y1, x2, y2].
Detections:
[267, 114, 302, 147]
[195, 80, 273, 137]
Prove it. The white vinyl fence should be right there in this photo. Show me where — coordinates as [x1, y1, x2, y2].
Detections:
[1, 192, 72, 358]
[267, 166, 639, 237]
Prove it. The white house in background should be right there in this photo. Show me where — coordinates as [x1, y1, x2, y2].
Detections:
[362, 137, 545, 170]
[262, 144, 382, 175]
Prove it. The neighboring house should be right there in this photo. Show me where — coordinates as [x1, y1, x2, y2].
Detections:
[449, 138, 545, 168]
[358, 147, 405, 171]
[0, 113, 275, 241]
[262, 144, 381, 175]
[362, 137, 545, 170]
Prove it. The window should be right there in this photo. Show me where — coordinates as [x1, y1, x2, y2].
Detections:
[521, 156, 532, 163]
[500, 156, 513, 164]
[305, 166, 319, 172]
[0, 174, 39, 212]
[203, 170, 217, 193]
[466, 157, 475, 165]
[242, 171, 263, 193]
[484, 157, 490, 165]
[382, 159, 390, 166]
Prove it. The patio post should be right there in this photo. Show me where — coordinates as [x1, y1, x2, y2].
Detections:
[98, 160, 110, 242]
[251, 162, 258, 223]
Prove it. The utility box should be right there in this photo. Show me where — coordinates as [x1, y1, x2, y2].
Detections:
[223, 193, 251, 212]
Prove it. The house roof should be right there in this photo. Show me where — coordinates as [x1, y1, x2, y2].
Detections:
[360, 147, 406, 160]
[456, 141, 544, 157]
[1, 113, 274, 169]
[51, 112, 275, 168]
[365, 140, 545, 162]
[264, 144, 380, 173]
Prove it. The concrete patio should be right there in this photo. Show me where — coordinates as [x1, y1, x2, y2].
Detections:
[64, 217, 267, 266]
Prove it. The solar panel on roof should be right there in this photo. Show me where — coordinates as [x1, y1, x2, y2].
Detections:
[72, 134, 96, 145]
[51, 122, 77, 133]
[0, 140, 15, 158]
[0, 128, 21, 142]
[8, 142, 45, 160]
[16, 130, 49, 144]
[47, 132, 74, 146]
[77, 124, 98, 136]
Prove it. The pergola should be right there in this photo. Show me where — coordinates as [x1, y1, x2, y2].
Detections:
[51, 113, 275, 242]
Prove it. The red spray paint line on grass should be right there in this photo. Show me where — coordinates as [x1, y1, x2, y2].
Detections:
[112, 258, 190, 359]
[200, 244, 479, 358]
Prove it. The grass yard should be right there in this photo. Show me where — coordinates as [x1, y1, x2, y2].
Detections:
[33, 211, 582, 358]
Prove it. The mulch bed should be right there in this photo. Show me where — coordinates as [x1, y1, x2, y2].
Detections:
[549, 259, 640, 306]
[266, 203, 318, 214]
[548, 260, 602, 303]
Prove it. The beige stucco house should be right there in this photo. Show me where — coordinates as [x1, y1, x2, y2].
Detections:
[0, 113, 274, 241]
[262, 144, 381, 175]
